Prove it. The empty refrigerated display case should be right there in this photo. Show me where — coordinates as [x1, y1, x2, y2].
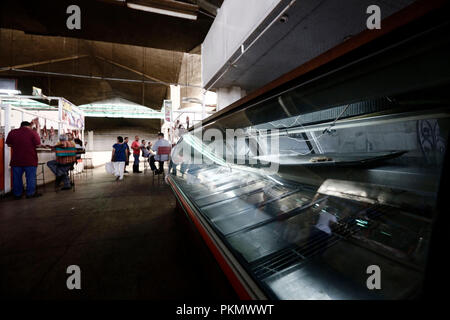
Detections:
[167, 5, 450, 300]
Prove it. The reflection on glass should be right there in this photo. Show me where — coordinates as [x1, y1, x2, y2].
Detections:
[169, 110, 448, 299]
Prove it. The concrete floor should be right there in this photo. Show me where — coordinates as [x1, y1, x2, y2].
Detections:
[0, 166, 238, 300]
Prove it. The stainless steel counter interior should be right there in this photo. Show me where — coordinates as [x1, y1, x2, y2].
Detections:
[183, 168, 231, 185]
[173, 165, 213, 177]
[193, 177, 263, 200]
[170, 172, 254, 200]
[212, 191, 315, 236]
[171, 167, 264, 204]
[261, 239, 424, 300]
[195, 180, 268, 207]
[177, 165, 222, 181]
[186, 165, 216, 174]
[201, 184, 293, 221]
[226, 196, 430, 270]
[194, 166, 238, 181]
[171, 166, 235, 192]
[261, 260, 377, 300]
[225, 197, 366, 263]
[171, 175, 208, 193]
[191, 175, 262, 201]
[348, 206, 431, 267]
[195, 169, 231, 182]
[169, 152, 433, 299]
[171, 172, 249, 205]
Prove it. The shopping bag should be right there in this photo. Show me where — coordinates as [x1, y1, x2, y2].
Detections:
[105, 162, 115, 175]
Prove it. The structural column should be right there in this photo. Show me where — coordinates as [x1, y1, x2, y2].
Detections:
[217, 86, 246, 111]
[3, 104, 11, 193]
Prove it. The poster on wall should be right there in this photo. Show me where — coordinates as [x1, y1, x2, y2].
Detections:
[61, 98, 85, 129]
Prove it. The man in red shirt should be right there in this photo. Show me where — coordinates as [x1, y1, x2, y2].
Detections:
[131, 135, 142, 173]
[5, 121, 43, 199]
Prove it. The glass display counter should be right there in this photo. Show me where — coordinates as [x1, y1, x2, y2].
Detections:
[167, 13, 450, 300]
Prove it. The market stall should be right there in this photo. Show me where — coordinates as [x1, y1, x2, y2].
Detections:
[0, 95, 85, 195]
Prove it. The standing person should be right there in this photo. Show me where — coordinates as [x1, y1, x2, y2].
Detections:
[111, 136, 128, 181]
[74, 138, 83, 149]
[174, 120, 180, 133]
[47, 134, 77, 191]
[131, 135, 142, 173]
[178, 124, 187, 137]
[140, 139, 146, 154]
[74, 138, 85, 164]
[124, 137, 130, 173]
[150, 132, 171, 175]
[5, 121, 43, 199]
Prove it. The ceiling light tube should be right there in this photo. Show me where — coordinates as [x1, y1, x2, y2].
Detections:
[127, 2, 197, 20]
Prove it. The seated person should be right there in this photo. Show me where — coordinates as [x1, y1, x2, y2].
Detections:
[146, 142, 155, 166]
[140, 140, 150, 158]
[47, 134, 77, 190]
[150, 132, 171, 175]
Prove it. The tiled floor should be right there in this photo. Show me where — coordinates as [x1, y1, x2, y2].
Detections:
[0, 167, 237, 300]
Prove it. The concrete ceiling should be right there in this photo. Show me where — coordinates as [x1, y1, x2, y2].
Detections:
[0, 28, 188, 107]
[0, 0, 224, 52]
[0, 1, 222, 109]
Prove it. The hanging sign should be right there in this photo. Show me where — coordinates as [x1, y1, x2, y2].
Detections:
[164, 100, 172, 123]
[61, 98, 84, 129]
[32, 87, 42, 96]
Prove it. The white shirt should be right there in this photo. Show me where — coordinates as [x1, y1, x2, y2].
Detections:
[315, 211, 337, 235]
[152, 138, 171, 161]
[141, 145, 150, 157]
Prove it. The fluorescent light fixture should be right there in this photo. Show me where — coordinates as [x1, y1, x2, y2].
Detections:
[182, 97, 202, 104]
[127, 2, 197, 20]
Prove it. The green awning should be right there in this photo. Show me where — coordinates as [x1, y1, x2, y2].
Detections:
[78, 98, 164, 119]
[0, 97, 55, 110]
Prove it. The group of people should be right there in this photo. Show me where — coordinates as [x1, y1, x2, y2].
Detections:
[5, 121, 84, 199]
[110, 132, 171, 181]
[5, 121, 172, 198]
[173, 119, 188, 141]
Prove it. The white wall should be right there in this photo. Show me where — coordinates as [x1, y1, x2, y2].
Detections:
[88, 128, 158, 167]
[202, 0, 282, 88]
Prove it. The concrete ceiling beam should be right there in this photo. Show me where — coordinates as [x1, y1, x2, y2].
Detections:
[0, 55, 89, 72]
[93, 55, 169, 85]
[185, 0, 218, 16]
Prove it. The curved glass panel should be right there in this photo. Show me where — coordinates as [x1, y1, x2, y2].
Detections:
[169, 98, 448, 299]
